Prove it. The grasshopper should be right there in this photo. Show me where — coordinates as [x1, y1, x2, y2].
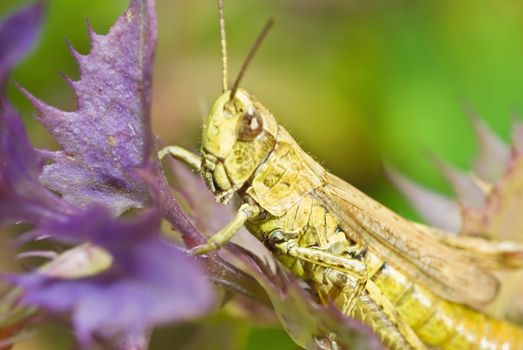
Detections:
[160, 1, 523, 348]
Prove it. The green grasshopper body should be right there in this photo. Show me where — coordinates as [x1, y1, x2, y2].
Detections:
[161, 2, 523, 347]
[162, 90, 523, 349]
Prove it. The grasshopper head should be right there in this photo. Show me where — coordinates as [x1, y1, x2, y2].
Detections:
[201, 88, 278, 203]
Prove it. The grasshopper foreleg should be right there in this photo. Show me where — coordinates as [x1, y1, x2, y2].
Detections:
[191, 203, 260, 255]
[158, 145, 202, 171]
[269, 231, 368, 316]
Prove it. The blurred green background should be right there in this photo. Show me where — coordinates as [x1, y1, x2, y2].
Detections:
[2, 0, 523, 349]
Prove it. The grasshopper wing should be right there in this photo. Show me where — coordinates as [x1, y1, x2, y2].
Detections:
[316, 172, 499, 306]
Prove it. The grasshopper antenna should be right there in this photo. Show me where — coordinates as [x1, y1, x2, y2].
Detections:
[218, 0, 228, 92]
[229, 17, 275, 101]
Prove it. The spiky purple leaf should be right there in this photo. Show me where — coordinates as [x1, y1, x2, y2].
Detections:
[466, 109, 510, 183]
[22, 0, 157, 215]
[385, 166, 462, 232]
[430, 156, 485, 209]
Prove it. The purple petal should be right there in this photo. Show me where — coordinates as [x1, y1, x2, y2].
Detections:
[512, 119, 523, 155]
[385, 166, 462, 232]
[169, 158, 238, 233]
[21, 0, 157, 215]
[111, 330, 151, 350]
[0, 102, 72, 226]
[430, 156, 485, 209]
[465, 108, 510, 183]
[0, 1, 43, 91]
[0, 2, 49, 224]
[469, 158, 523, 241]
[9, 207, 214, 348]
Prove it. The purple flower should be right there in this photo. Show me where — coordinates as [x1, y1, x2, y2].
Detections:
[8, 207, 213, 348]
[0, 1, 43, 93]
[0, 1, 215, 349]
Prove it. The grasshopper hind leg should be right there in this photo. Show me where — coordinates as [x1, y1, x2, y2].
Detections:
[270, 234, 425, 349]
[323, 269, 363, 317]
[269, 232, 368, 316]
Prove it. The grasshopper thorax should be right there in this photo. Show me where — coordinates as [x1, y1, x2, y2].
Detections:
[201, 88, 278, 204]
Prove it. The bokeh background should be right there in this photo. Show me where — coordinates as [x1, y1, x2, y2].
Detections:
[2, 0, 523, 349]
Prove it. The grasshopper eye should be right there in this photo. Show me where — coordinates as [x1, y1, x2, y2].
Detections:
[237, 110, 263, 141]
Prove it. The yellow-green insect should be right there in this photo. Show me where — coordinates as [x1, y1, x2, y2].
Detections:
[160, 1, 523, 349]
